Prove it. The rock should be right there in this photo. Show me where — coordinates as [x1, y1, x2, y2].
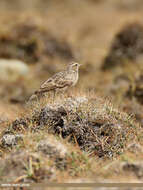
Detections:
[127, 143, 143, 154]
[31, 96, 88, 131]
[102, 23, 143, 70]
[122, 162, 143, 178]
[33, 104, 67, 128]
[0, 150, 55, 182]
[0, 20, 74, 64]
[6, 96, 138, 158]
[0, 59, 29, 81]
[63, 96, 88, 112]
[44, 36, 74, 60]
[37, 137, 67, 158]
[1, 134, 23, 148]
[30, 96, 126, 157]
[37, 137, 68, 169]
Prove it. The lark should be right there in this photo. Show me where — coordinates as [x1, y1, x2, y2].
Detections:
[29, 62, 81, 101]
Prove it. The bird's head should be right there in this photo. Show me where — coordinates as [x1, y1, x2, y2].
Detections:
[67, 62, 81, 71]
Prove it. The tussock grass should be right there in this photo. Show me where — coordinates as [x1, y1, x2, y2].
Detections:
[0, 91, 142, 183]
[0, 0, 143, 184]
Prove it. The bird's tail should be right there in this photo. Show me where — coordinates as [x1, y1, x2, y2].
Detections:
[28, 94, 38, 102]
[28, 90, 41, 102]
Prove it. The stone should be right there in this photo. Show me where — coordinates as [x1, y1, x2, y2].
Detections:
[122, 162, 143, 178]
[0, 59, 29, 81]
[1, 134, 23, 148]
[37, 137, 67, 158]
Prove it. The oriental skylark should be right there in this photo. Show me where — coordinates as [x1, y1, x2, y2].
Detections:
[29, 62, 81, 100]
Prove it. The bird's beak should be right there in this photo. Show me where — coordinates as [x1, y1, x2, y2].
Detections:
[79, 64, 82, 66]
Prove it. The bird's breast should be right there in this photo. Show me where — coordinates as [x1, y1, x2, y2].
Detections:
[66, 70, 79, 86]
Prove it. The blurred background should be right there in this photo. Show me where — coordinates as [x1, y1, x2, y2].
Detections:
[1, 1, 143, 184]
[1, 0, 143, 118]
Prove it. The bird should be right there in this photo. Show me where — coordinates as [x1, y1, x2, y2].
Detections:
[29, 62, 81, 101]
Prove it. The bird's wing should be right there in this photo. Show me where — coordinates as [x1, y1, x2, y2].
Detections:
[39, 71, 72, 92]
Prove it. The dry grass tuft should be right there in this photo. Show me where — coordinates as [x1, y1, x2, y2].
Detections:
[0, 92, 142, 182]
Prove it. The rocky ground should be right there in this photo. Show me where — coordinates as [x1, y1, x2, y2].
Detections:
[0, 0, 143, 189]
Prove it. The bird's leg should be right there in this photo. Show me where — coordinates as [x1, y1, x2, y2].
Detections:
[59, 91, 64, 101]
[52, 90, 56, 103]
[67, 89, 73, 98]
[62, 91, 65, 99]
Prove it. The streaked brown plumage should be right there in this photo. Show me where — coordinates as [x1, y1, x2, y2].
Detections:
[29, 62, 81, 100]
